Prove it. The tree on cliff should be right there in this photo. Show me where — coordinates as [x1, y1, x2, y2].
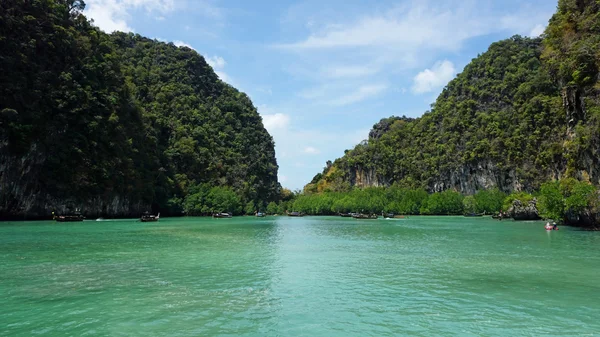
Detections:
[0, 0, 280, 218]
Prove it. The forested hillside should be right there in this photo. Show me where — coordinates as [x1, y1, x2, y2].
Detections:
[308, 0, 600, 198]
[0, 0, 279, 219]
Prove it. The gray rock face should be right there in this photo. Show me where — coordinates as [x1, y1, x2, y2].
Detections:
[508, 198, 541, 221]
[0, 150, 149, 219]
[348, 166, 389, 188]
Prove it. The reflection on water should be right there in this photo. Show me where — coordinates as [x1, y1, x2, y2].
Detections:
[1, 216, 600, 336]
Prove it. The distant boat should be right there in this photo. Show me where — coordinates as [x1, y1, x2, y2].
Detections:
[339, 213, 354, 217]
[54, 214, 85, 222]
[352, 213, 378, 220]
[287, 211, 305, 217]
[213, 212, 232, 218]
[464, 213, 484, 217]
[141, 212, 160, 222]
[255, 212, 266, 217]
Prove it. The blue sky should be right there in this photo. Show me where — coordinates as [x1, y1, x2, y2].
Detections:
[84, 0, 557, 191]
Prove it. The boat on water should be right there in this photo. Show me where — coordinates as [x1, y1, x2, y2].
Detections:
[339, 213, 354, 217]
[140, 212, 160, 222]
[287, 211, 305, 217]
[255, 212, 266, 217]
[54, 214, 85, 222]
[492, 211, 507, 220]
[53, 210, 84, 222]
[352, 213, 378, 220]
[464, 213, 484, 217]
[213, 212, 232, 218]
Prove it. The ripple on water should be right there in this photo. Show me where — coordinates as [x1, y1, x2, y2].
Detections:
[1, 216, 600, 336]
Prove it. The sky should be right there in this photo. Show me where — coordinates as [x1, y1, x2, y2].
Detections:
[84, 0, 557, 191]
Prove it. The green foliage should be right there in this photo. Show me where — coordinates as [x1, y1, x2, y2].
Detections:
[287, 187, 473, 216]
[183, 184, 241, 215]
[266, 202, 278, 215]
[313, 36, 564, 194]
[503, 192, 534, 211]
[426, 191, 464, 215]
[244, 200, 256, 215]
[473, 189, 506, 213]
[463, 196, 477, 214]
[565, 181, 596, 214]
[0, 0, 280, 217]
[538, 181, 565, 221]
[538, 179, 598, 222]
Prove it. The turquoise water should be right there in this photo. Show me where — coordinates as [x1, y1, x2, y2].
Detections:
[1, 216, 600, 336]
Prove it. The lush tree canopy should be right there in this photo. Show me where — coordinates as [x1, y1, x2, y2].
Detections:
[0, 0, 280, 218]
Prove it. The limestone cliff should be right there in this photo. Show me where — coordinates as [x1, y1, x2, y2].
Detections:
[307, 4, 600, 194]
[0, 1, 279, 219]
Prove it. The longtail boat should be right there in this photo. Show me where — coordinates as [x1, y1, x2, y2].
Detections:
[287, 211, 305, 217]
[352, 213, 378, 220]
[141, 212, 160, 222]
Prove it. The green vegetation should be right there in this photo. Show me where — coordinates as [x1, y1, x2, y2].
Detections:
[0, 0, 279, 218]
[307, 0, 600, 226]
[309, 36, 565, 194]
[538, 178, 599, 224]
[287, 187, 506, 216]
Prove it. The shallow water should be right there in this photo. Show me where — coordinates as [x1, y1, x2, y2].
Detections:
[1, 216, 599, 336]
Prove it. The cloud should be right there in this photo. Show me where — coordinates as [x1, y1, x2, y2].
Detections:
[214, 71, 232, 83]
[304, 147, 320, 155]
[202, 55, 233, 84]
[85, 0, 175, 33]
[529, 24, 546, 37]
[279, 1, 552, 52]
[411, 60, 456, 94]
[173, 40, 195, 50]
[261, 113, 291, 134]
[206, 56, 226, 69]
[330, 84, 388, 106]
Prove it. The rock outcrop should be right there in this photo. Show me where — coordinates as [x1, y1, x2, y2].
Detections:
[508, 199, 541, 221]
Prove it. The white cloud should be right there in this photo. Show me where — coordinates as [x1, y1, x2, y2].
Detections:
[173, 40, 194, 50]
[261, 113, 291, 134]
[330, 84, 388, 106]
[206, 56, 226, 69]
[304, 147, 320, 155]
[529, 24, 546, 37]
[85, 0, 175, 33]
[411, 60, 456, 94]
[280, 1, 552, 52]
[214, 71, 232, 83]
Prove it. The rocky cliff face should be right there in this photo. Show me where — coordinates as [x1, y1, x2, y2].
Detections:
[0, 1, 280, 219]
[507, 199, 541, 221]
[0, 146, 150, 219]
[308, 28, 600, 195]
[347, 166, 388, 188]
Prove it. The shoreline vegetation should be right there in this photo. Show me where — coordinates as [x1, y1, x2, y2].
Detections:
[18, 178, 598, 229]
[284, 178, 600, 227]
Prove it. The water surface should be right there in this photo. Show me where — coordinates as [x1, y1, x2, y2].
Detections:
[1, 216, 599, 336]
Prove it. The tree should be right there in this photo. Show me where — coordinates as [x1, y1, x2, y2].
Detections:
[463, 196, 477, 214]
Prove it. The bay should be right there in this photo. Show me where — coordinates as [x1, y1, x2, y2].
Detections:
[1, 216, 599, 336]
